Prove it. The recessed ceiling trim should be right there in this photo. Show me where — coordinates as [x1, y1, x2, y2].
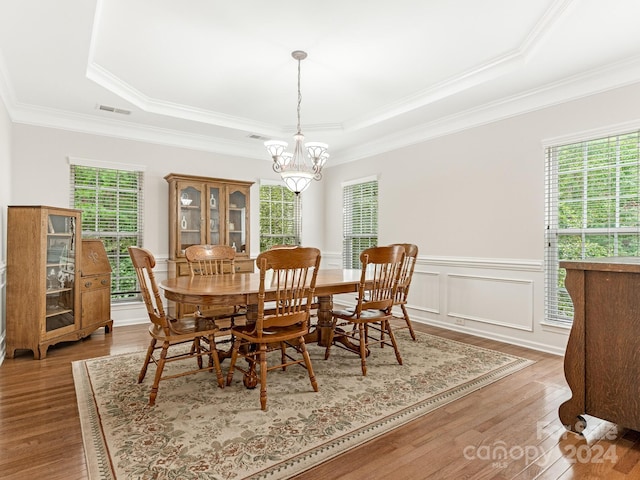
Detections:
[86, 60, 287, 137]
[336, 54, 640, 164]
[344, 0, 577, 132]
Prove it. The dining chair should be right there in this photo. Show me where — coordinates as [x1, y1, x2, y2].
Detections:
[324, 245, 405, 376]
[390, 243, 419, 340]
[226, 246, 321, 410]
[128, 246, 225, 406]
[184, 244, 245, 326]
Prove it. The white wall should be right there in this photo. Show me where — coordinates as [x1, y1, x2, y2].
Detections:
[323, 81, 640, 355]
[0, 92, 12, 364]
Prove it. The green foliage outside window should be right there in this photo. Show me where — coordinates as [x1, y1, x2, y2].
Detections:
[547, 132, 640, 322]
[259, 184, 299, 251]
[343, 180, 378, 268]
[72, 165, 143, 301]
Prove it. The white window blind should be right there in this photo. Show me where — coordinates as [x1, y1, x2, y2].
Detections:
[343, 178, 378, 268]
[70, 163, 144, 301]
[259, 183, 301, 250]
[545, 130, 640, 325]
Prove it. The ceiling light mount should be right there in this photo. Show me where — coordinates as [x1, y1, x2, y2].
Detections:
[264, 50, 328, 195]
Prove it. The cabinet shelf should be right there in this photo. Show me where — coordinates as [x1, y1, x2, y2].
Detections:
[46, 287, 72, 294]
[46, 307, 73, 318]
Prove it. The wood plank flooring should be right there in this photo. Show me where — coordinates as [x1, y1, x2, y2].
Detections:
[1, 321, 638, 479]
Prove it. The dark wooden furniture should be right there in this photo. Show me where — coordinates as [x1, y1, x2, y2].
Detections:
[128, 246, 225, 405]
[559, 257, 640, 433]
[6, 206, 112, 359]
[226, 247, 322, 410]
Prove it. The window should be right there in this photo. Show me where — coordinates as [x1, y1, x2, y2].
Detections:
[545, 130, 640, 325]
[343, 177, 378, 268]
[259, 182, 300, 251]
[70, 159, 144, 301]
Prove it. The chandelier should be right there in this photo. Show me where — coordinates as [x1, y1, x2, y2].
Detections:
[264, 50, 329, 195]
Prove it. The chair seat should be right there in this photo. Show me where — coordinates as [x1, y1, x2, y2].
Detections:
[231, 323, 308, 343]
[333, 307, 391, 323]
[148, 316, 220, 339]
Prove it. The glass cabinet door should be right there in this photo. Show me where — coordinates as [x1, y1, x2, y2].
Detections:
[178, 184, 203, 254]
[45, 214, 77, 332]
[207, 185, 222, 245]
[228, 186, 248, 253]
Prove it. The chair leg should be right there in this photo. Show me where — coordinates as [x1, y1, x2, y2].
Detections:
[226, 337, 241, 386]
[385, 322, 403, 366]
[208, 334, 225, 388]
[138, 338, 156, 383]
[259, 344, 268, 411]
[359, 324, 368, 376]
[324, 317, 337, 360]
[401, 304, 417, 340]
[194, 337, 203, 369]
[281, 342, 287, 371]
[149, 342, 169, 406]
[300, 338, 318, 392]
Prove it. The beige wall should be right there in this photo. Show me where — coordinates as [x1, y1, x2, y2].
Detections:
[321, 81, 640, 354]
[10, 125, 325, 258]
[3, 81, 640, 355]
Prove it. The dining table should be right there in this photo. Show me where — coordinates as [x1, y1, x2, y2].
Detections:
[159, 268, 363, 348]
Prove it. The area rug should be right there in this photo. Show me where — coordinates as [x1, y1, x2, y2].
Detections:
[73, 330, 534, 479]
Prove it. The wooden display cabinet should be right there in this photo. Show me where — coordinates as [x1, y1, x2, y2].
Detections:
[165, 173, 255, 316]
[6, 206, 113, 359]
[79, 239, 113, 332]
[165, 173, 254, 274]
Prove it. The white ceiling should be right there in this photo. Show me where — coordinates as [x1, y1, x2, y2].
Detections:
[2, 0, 640, 165]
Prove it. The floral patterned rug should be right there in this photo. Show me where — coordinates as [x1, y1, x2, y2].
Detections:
[73, 330, 533, 479]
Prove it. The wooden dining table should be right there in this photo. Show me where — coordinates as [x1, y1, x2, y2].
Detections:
[160, 268, 363, 347]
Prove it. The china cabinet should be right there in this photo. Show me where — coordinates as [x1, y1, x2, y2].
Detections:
[165, 173, 254, 279]
[6, 206, 113, 359]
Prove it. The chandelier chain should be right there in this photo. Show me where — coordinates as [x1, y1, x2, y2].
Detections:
[297, 58, 302, 135]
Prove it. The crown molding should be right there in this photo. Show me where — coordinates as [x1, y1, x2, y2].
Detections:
[3, 43, 640, 166]
[8, 102, 266, 159]
[335, 54, 640, 165]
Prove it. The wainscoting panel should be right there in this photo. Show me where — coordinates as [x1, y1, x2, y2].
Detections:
[447, 274, 534, 331]
[409, 269, 441, 315]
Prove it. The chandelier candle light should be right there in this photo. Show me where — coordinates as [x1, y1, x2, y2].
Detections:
[265, 50, 329, 195]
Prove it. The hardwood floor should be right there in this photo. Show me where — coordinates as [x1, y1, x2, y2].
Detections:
[1, 321, 638, 479]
